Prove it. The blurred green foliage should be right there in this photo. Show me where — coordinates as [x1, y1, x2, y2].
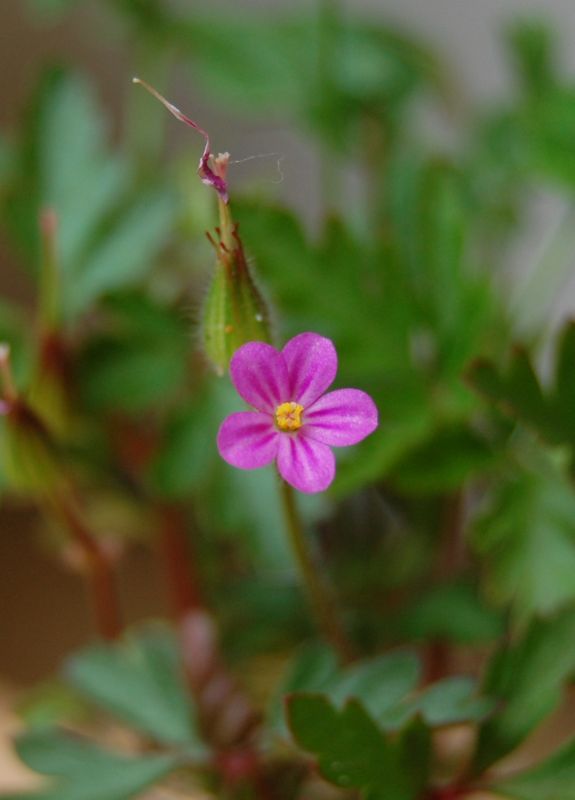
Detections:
[3, 2, 575, 799]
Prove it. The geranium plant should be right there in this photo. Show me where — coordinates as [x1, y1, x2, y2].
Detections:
[1, 3, 575, 800]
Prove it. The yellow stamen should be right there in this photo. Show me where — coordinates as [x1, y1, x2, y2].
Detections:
[275, 401, 304, 432]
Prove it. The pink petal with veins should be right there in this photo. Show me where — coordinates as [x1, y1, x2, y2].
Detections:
[303, 389, 378, 446]
[282, 333, 338, 407]
[217, 412, 278, 469]
[277, 434, 335, 494]
[230, 342, 289, 413]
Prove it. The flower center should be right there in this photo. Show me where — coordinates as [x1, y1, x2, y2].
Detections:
[275, 401, 304, 432]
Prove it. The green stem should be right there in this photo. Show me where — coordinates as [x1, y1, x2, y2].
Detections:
[278, 478, 354, 663]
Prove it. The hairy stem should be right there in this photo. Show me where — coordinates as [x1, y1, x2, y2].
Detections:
[279, 478, 354, 663]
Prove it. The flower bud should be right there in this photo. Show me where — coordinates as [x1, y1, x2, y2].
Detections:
[202, 222, 272, 375]
[132, 80, 275, 372]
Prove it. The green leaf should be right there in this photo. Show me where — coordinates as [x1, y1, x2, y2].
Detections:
[332, 400, 434, 498]
[468, 322, 575, 468]
[385, 156, 499, 377]
[552, 321, 575, 444]
[468, 350, 558, 442]
[493, 735, 575, 800]
[65, 624, 204, 750]
[4, 70, 174, 318]
[474, 467, 575, 620]
[287, 694, 427, 799]
[390, 426, 497, 493]
[506, 19, 557, 96]
[397, 580, 505, 644]
[181, 15, 313, 113]
[416, 677, 495, 726]
[306, 15, 442, 154]
[6, 728, 177, 800]
[148, 401, 214, 500]
[326, 651, 421, 725]
[267, 643, 339, 735]
[17, 681, 88, 729]
[77, 292, 188, 414]
[474, 606, 575, 772]
[78, 339, 186, 415]
[66, 188, 176, 317]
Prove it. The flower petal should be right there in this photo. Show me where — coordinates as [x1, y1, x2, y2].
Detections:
[277, 434, 335, 494]
[217, 412, 278, 469]
[282, 333, 337, 407]
[230, 342, 289, 413]
[303, 389, 378, 446]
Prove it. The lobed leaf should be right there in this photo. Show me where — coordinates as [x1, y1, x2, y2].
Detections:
[65, 625, 204, 750]
[2, 728, 178, 800]
[287, 694, 429, 800]
[474, 467, 575, 621]
[474, 606, 575, 772]
[3, 70, 175, 319]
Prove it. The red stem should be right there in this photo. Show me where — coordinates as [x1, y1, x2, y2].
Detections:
[54, 491, 122, 640]
[424, 489, 466, 683]
[157, 502, 203, 618]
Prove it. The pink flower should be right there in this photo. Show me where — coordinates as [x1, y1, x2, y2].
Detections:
[217, 333, 378, 494]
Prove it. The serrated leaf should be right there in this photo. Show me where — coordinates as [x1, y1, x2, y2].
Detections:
[326, 651, 421, 723]
[270, 645, 421, 738]
[469, 350, 555, 436]
[65, 625, 203, 749]
[267, 643, 339, 735]
[4, 70, 174, 318]
[287, 694, 424, 800]
[385, 156, 499, 377]
[6, 728, 178, 800]
[474, 468, 575, 620]
[468, 322, 575, 461]
[474, 606, 575, 772]
[492, 735, 575, 800]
